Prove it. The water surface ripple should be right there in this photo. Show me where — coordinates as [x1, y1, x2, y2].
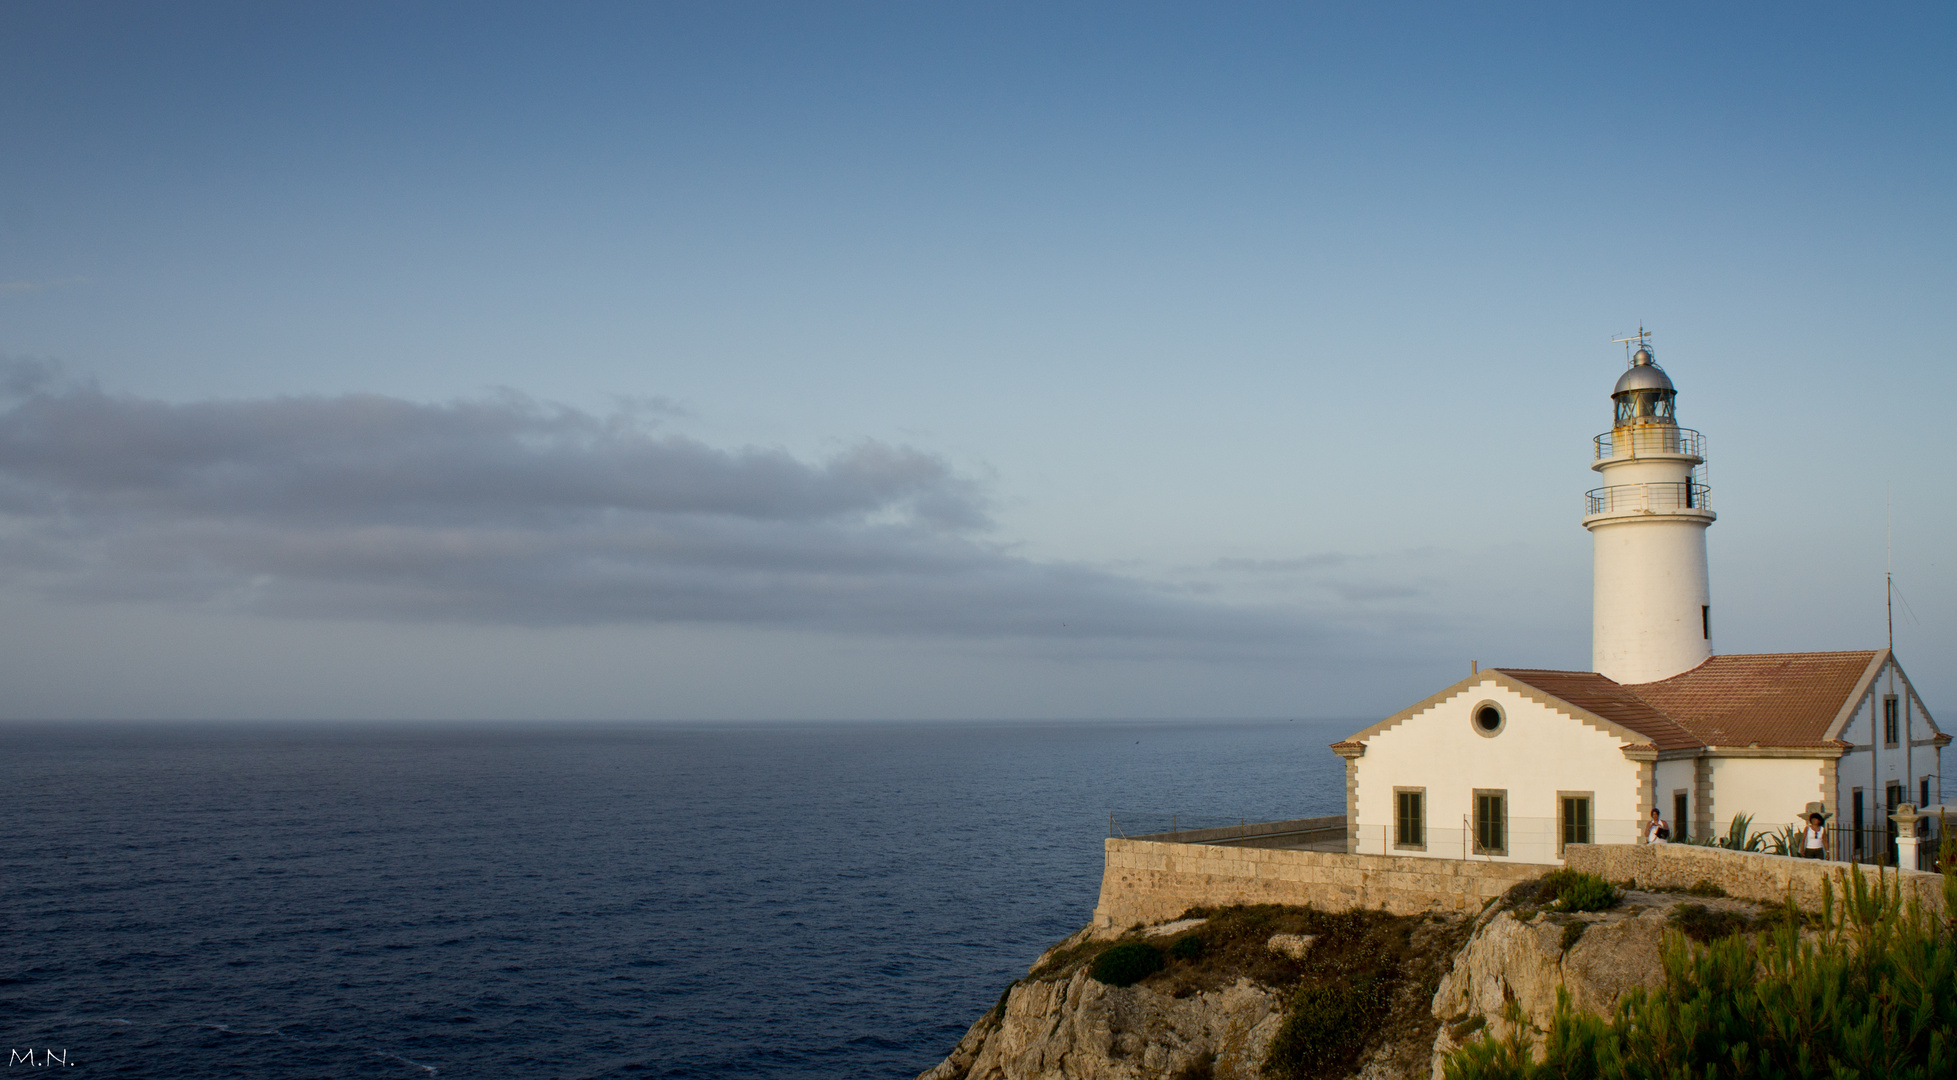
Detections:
[1, 719, 1347, 1077]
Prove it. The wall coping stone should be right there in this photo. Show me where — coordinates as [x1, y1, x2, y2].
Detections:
[1092, 837, 1550, 931]
[1563, 843, 1946, 915]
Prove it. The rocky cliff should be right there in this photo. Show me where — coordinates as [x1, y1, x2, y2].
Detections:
[917, 965, 1284, 1080]
[1425, 882, 1774, 1076]
[915, 905, 1468, 1080]
[918, 878, 1780, 1080]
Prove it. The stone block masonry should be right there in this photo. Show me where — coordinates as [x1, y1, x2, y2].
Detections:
[1563, 843, 1946, 916]
[1092, 838, 1544, 930]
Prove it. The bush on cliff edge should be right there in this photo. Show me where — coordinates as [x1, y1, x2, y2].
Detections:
[1263, 975, 1389, 1079]
[1089, 941, 1163, 987]
[1534, 869, 1619, 913]
[1442, 861, 1957, 1080]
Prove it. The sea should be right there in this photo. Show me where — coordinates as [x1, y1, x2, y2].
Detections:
[1, 718, 1351, 1077]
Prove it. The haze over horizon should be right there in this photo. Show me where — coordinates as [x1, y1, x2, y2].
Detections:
[2, 3, 1951, 721]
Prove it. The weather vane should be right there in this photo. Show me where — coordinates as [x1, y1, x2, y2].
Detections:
[1611, 325, 1653, 363]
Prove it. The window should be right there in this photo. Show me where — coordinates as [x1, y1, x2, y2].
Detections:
[1394, 788, 1425, 850]
[1923, 778, 1932, 808]
[1674, 791, 1690, 842]
[1852, 788, 1865, 853]
[1473, 789, 1507, 856]
[1471, 701, 1505, 738]
[1888, 782, 1903, 813]
[1559, 793, 1592, 855]
[1884, 695, 1900, 746]
[1702, 606, 1710, 640]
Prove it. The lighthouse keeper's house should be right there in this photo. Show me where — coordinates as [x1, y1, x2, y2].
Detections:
[1331, 339, 1945, 865]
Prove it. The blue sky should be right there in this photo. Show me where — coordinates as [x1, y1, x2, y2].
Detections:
[1, 3, 1951, 719]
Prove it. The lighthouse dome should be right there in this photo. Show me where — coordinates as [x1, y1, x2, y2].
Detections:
[1612, 349, 1674, 395]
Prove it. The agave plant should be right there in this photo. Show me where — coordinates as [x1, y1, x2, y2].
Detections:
[1715, 813, 1767, 852]
[1766, 824, 1802, 857]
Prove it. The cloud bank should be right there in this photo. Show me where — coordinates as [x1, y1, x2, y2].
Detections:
[0, 363, 1322, 652]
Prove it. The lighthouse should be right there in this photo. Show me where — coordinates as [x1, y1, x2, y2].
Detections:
[1584, 333, 1715, 683]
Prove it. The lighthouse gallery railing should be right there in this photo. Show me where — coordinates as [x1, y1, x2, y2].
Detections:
[1594, 426, 1704, 461]
[1586, 482, 1713, 516]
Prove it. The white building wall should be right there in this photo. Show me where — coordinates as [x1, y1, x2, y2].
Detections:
[1354, 678, 1643, 864]
[1828, 658, 1944, 863]
[1833, 659, 1931, 814]
[1705, 757, 1828, 839]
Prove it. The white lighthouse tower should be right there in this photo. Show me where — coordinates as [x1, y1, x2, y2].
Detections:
[1584, 332, 1716, 683]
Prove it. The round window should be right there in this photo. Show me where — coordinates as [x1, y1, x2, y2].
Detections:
[1472, 702, 1505, 738]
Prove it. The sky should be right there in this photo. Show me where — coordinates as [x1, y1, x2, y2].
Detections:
[1, 2, 1951, 720]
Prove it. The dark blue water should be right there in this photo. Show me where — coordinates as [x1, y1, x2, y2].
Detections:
[1, 719, 1349, 1077]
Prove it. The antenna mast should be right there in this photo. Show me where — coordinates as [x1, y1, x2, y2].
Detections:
[1886, 484, 1894, 652]
[1611, 326, 1653, 364]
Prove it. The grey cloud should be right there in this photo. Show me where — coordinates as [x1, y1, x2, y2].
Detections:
[1212, 554, 1351, 574]
[0, 366, 1324, 651]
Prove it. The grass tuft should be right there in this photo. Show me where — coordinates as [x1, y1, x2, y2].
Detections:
[1670, 903, 1753, 943]
[1559, 921, 1587, 952]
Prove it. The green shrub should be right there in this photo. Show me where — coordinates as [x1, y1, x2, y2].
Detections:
[1533, 869, 1619, 912]
[1263, 975, 1388, 1079]
[1749, 902, 1813, 935]
[1168, 934, 1205, 961]
[1669, 902, 1752, 943]
[1442, 865, 1957, 1079]
[1089, 941, 1163, 987]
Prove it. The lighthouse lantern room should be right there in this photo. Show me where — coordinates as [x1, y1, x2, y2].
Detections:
[1584, 333, 1716, 684]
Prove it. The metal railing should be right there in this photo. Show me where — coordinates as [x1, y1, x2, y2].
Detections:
[1112, 812, 1347, 852]
[1350, 816, 1644, 864]
[1113, 813, 1948, 870]
[1594, 426, 1704, 461]
[1829, 823, 1945, 871]
[1586, 481, 1712, 516]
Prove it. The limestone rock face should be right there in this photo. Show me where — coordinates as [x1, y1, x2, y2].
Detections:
[1265, 933, 1316, 960]
[1425, 893, 1688, 1078]
[917, 967, 1283, 1080]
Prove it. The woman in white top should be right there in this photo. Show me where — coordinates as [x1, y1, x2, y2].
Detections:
[1800, 813, 1828, 859]
[1646, 807, 1669, 844]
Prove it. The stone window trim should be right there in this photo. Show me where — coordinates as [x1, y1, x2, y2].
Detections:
[1473, 788, 1508, 857]
[1470, 700, 1507, 739]
[1393, 786, 1427, 851]
[1883, 694, 1901, 748]
[1558, 790, 1594, 856]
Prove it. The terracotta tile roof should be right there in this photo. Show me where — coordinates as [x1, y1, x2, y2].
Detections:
[1498, 651, 1884, 750]
[1497, 668, 1705, 751]
[1628, 651, 1881, 748]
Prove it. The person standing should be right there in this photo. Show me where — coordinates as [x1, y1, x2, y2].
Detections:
[1646, 807, 1670, 844]
[1801, 813, 1828, 860]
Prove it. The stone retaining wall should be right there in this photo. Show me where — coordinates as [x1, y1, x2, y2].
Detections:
[1126, 815, 1348, 850]
[1564, 843, 1946, 915]
[1092, 838, 1545, 930]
